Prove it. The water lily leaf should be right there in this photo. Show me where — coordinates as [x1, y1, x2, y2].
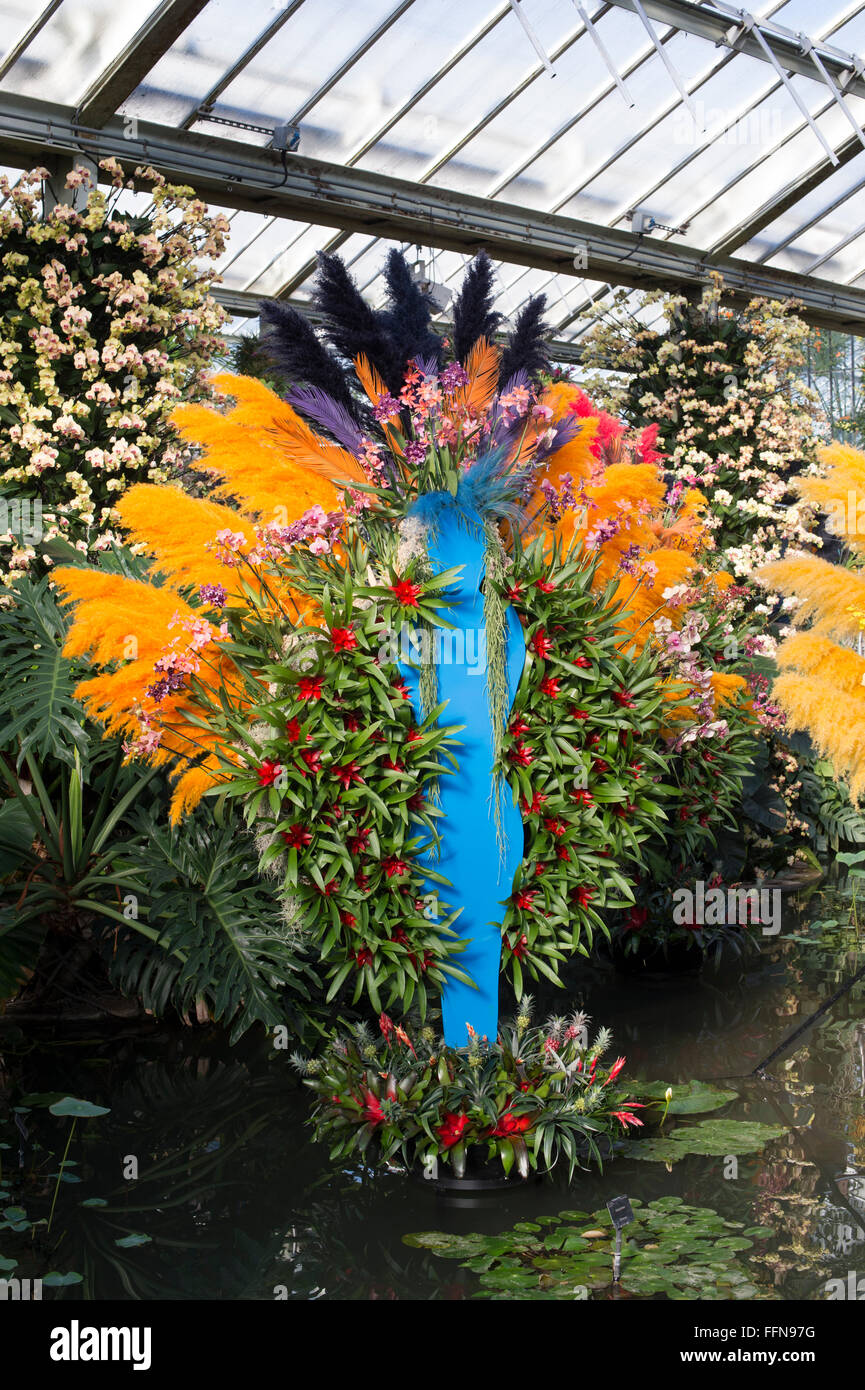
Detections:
[80, 1197, 108, 1208]
[637, 1080, 738, 1114]
[629, 1119, 788, 1162]
[48, 1098, 110, 1118]
[114, 1234, 151, 1248]
[0, 1256, 18, 1272]
[42, 1271, 84, 1286]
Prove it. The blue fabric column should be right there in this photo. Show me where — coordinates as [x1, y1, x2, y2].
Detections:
[400, 500, 525, 1048]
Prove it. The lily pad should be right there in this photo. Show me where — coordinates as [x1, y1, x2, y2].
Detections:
[405, 1198, 776, 1301]
[114, 1233, 151, 1248]
[636, 1080, 738, 1114]
[42, 1271, 84, 1287]
[48, 1097, 110, 1118]
[629, 1119, 788, 1163]
[79, 1197, 108, 1208]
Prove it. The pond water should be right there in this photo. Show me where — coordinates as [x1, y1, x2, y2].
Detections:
[2, 885, 863, 1301]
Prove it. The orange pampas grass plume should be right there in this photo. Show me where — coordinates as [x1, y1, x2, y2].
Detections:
[773, 672, 865, 803]
[759, 556, 865, 641]
[776, 631, 865, 692]
[116, 485, 258, 595]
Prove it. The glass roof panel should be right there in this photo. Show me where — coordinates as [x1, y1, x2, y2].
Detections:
[0, 0, 166, 104]
[121, 0, 279, 127]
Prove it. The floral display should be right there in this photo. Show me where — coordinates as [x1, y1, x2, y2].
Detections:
[52, 249, 766, 1026]
[0, 162, 227, 579]
[579, 273, 822, 581]
[295, 1004, 645, 1177]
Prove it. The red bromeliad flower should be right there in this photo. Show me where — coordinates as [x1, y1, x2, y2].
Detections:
[383, 756, 404, 772]
[605, 1055, 627, 1085]
[406, 727, 422, 743]
[407, 790, 426, 812]
[543, 817, 566, 838]
[333, 760, 364, 789]
[330, 626, 357, 652]
[489, 1110, 532, 1138]
[436, 1111, 470, 1149]
[572, 885, 594, 908]
[613, 689, 636, 709]
[300, 748, 322, 774]
[531, 627, 554, 658]
[539, 676, 560, 698]
[379, 1011, 394, 1041]
[570, 707, 590, 720]
[508, 742, 534, 767]
[508, 932, 529, 959]
[343, 712, 362, 732]
[505, 582, 523, 601]
[394, 1022, 416, 1055]
[355, 946, 374, 968]
[349, 828, 370, 854]
[339, 909, 357, 927]
[521, 790, 548, 814]
[575, 655, 592, 668]
[298, 676, 323, 701]
[281, 823, 311, 849]
[392, 678, 410, 700]
[257, 759, 283, 787]
[382, 856, 409, 879]
[509, 716, 530, 737]
[513, 887, 538, 911]
[535, 578, 556, 593]
[623, 905, 648, 932]
[557, 846, 570, 861]
[611, 1109, 644, 1129]
[390, 579, 423, 608]
[362, 1089, 385, 1125]
[571, 789, 594, 807]
[319, 877, 340, 897]
[390, 926, 409, 946]
[286, 717, 302, 743]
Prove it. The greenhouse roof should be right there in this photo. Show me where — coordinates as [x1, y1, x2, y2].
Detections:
[2, 0, 865, 345]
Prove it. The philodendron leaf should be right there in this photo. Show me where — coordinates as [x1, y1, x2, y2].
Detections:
[48, 1098, 111, 1118]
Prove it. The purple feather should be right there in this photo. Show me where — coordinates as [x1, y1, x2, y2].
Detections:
[285, 385, 364, 454]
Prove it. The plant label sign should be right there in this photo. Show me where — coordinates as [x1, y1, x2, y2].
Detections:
[607, 1195, 634, 1229]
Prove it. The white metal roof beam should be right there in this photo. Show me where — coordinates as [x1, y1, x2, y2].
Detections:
[75, 0, 211, 128]
[605, 0, 865, 100]
[3, 95, 865, 330]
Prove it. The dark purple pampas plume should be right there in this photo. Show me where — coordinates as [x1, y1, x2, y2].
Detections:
[258, 299, 364, 424]
[380, 249, 443, 374]
[451, 250, 501, 364]
[284, 384, 364, 453]
[497, 294, 550, 388]
[313, 253, 403, 395]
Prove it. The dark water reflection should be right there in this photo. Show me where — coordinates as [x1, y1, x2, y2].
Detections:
[1, 888, 864, 1300]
